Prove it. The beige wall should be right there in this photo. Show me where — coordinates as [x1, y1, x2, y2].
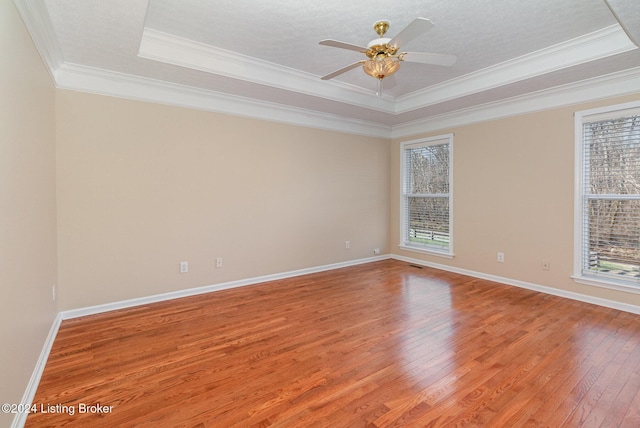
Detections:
[56, 90, 390, 310]
[0, 0, 58, 425]
[4, 0, 640, 416]
[390, 93, 640, 307]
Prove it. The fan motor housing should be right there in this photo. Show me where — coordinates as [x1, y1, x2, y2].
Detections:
[366, 38, 398, 59]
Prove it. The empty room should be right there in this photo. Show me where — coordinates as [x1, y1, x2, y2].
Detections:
[3, 0, 640, 426]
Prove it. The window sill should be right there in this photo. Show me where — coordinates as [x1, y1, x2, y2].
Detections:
[398, 245, 455, 259]
[572, 274, 640, 295]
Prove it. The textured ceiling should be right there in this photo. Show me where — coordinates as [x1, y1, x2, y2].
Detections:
[142, 0, 615, 93]
[16, 0, 640, 137]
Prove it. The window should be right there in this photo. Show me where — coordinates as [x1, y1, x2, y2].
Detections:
[400, 134, 453, 257]
[574, 102, 640, 292]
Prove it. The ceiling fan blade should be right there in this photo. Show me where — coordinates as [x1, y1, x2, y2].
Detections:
[321, 61, 365, 80]
[402, 52, 457, 67]
[389, 18, 433, 48]
[319, 39, 367, 53]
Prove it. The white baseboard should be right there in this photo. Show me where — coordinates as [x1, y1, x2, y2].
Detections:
[19, 253, 639, 428]
[61, 255, 389, 320]
[59, 253, 640, 320]
[390, 254, 640, 315]
[12, 313, 63, 428]
[13, 256, 387, 427]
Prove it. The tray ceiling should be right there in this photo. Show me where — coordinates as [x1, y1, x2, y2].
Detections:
[15, 0, 640, 137]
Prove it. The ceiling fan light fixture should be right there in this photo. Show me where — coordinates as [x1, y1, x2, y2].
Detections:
[362, 54, 401, 80]
[320, 17, 453, 84]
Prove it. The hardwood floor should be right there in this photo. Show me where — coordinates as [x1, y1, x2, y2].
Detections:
[26, 260, 640, 427]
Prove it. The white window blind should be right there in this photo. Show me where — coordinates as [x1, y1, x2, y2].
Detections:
[400, 135, 453, 256]
[576, 104, 640, 288]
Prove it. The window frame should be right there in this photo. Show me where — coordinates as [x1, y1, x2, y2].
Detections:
[573, 100, 640, 294]
[399, 134, 454, 258]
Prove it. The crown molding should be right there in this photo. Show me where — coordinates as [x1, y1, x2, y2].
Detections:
[605, 0, 640, 47]
[391, 66, 640, 138]
[138, 27, 396, 113]
[49, 62, 640, 141]
[14, 0, 640, 139]
[137, 24, 637, 117]
[395, 24, 638, 113]
[13, 0, 63, 82]
[54, 63, 392, 138]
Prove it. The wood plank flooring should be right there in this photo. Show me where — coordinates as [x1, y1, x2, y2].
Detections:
[26, 260, 640, 427]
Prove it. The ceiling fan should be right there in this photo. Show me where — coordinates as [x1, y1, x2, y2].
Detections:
[319, 18, 456, 84]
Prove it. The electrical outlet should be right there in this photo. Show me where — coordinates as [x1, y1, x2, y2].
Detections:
[374, 248, 380, 255]
[345, 241, 350, 249]
[542, 259, 550, 270]
[216, 257, 223, 268]
[497, 252, 505, 263]
[180, 261, 188, 273]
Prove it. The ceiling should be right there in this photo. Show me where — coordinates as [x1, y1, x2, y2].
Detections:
[15, 0, 640, 138]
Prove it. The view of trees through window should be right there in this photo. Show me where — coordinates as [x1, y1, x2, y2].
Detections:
[407, 143, 450, 248]
[585, 114, 640, 279]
